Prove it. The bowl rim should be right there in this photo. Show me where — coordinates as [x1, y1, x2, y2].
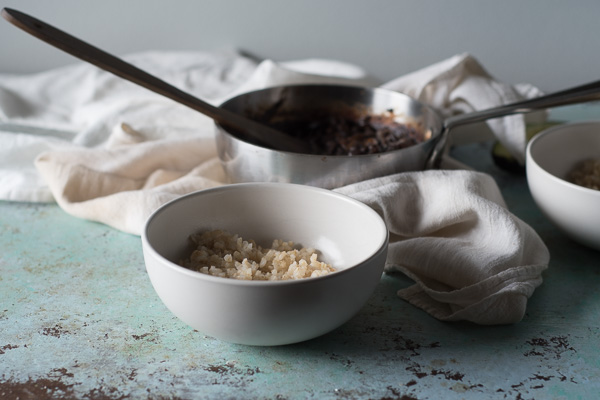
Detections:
[142, 182, 390, 287]
[215, 83, 443, 158]
[526, 120, 600, 196]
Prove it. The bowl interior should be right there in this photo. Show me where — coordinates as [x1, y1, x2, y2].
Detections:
[528, 122, 600, 181]
[144, 183, 388, 273]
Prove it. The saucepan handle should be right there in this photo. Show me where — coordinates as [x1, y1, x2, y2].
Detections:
[426, 78, 600, 169]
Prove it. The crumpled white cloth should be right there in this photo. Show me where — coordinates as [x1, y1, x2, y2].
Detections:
[0, 50, 549, 324]
[336, 170, 548, 324]
[0, 50, 259, 202]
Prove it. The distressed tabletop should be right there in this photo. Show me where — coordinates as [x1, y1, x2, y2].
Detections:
[1, 105, 599, 399]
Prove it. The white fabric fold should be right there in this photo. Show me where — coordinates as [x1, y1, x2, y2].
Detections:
[382, 53, 543, 164]
[335, 170, 549, 324]
[35, 128, 226, 234]
[0, 50, 259, 201]
[0, 50, 550, 325]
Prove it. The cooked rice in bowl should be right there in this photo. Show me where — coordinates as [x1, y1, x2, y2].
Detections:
[180, 230, 335, 281]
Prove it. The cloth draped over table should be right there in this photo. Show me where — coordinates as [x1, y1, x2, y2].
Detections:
[0, 50, 549, 325]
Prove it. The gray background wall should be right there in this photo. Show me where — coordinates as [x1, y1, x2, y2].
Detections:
[0, 0, 597, 93]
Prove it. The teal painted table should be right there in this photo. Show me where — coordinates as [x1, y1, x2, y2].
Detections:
[1, 105, 599, 399]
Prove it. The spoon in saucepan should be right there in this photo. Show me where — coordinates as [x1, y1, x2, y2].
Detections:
[1, 8, 309, 153]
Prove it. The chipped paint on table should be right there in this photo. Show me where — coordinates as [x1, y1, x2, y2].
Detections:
[1, 107, 600, 399]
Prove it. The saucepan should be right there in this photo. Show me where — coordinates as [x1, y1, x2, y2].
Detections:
[216, 81, 600, 188]
[5, 8, 600, 189]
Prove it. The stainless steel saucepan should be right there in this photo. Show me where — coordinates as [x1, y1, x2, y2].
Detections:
[216, 81, 600, 188]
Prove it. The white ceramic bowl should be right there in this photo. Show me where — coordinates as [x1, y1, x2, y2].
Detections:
[526, 121, 600, 251]
[142, 183, 388, 346]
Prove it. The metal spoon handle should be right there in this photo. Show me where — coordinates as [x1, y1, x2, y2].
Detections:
[444, 79, 600, 130]
[1, 7, 306, 152]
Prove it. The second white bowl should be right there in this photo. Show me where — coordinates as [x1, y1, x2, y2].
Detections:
[526, 121, 600, 251]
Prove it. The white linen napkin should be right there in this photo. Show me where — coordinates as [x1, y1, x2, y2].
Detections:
[0, 50, 550, 324]
[0, 50, 259, 201]
[336, 170, 548, 324]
